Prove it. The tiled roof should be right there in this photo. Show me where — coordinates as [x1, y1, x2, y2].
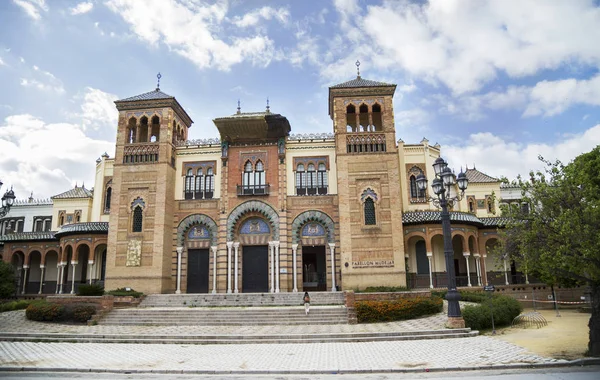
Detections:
[51, 186, 93, 199]
[465, 168, 498, 183]
[0, 232, 56, 242]
[55, 222, 109, 237]
[403, 211, 483, 226]
[480, 217, 512, 227]
[117, 89, 174, 102]
[500, 182, 520, 189]
[13, 198, 53, 206]
[330, 76, 396, 88]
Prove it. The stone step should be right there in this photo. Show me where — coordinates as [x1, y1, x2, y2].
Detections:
[140, 292, 345, 308]
[98, 320, 347, 326]
[0, 329, 478, 345]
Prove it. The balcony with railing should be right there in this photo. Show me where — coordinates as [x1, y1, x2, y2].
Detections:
[296, 186, 328, 196]
[237, 184, 270, 196]
[123, 143, 159, 164]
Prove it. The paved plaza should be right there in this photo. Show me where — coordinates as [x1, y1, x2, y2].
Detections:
[0, 309, 578, 374]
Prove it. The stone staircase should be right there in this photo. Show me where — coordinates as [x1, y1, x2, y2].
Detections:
[139, 292, 344, 307]
[97, 292, 348, 326]
[98, 305, 348, 326]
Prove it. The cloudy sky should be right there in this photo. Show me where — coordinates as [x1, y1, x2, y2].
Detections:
[1, 0, 599, 199]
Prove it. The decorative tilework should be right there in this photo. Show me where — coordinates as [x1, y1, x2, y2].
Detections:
[360, 188, 378, 202]
[302, 222, 325, 237]
[187, 225, 210, 239]
[291, 210, 335, 244]
[176, 214, 218, 246]
[227, 201, 279, 241]
[240, 218, 270, 235]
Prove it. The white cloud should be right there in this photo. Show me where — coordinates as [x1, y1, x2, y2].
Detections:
[0, 114, 114, 199]
[12, 0, 48, 20]
[106, 0, 276, 71]
[70, 2, 93, 15]
[0, 57, 5, 66]
[436, 75, 600, 121]
[325, 0, 600, 95]
[79, 88, 119, 130]
[19, 65, 65, 94]
[443, 124, 600, 180]
[231, 6, 289, 28]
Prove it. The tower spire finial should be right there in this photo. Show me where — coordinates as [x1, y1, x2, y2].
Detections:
[156, 72, 162, 91]
[356, 60, 361, 78]
[237, 99, 241, 114]
[266, 97, 270, 113]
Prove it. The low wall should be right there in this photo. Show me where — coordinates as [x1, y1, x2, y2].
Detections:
[45, 295, 114, 312]
[354, 290, 431, 302]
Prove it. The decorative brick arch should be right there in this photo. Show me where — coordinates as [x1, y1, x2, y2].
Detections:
[227, 201, 279, 241]
[177, 214, 218, 246]
[291, 210, 335, 244]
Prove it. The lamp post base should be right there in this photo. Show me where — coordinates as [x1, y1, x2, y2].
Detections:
[446, 316, 466, 329]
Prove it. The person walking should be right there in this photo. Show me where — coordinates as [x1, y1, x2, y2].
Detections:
[303, 291, 311, 315]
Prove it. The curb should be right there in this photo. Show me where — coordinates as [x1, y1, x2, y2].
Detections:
[1, 358, 599, 375]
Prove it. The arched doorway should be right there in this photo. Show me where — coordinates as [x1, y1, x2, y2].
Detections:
[10, 251, 25, 295]
[27, 251, 42, 294]
[44, 250, 59, 293]
[452, 235, 466, 286]
[239, 217, 271, 293]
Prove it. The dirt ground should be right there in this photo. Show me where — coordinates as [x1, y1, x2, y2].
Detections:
[490, 307, 590, 360]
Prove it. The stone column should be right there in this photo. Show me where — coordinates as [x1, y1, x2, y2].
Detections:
[70, 261, 77, 294]
[427, 252, 434, 289]
[329, 243, 336, 292]
[274, 241, 280, 293]
[226, 242, 233, 293]
[38, 265, 45, 294]
[464, 252, 472, 287]
[233, 242, 240, 293]
[58, 262, 64, 294]
[269, 242, 274, 293]
[473, 254, 482, 286]
[211, 246, 218, 294]
[55, 263, 61, 294]
[292, 244, 298, 292]
[88, 260, 94, 285]
[482, 254, 488, 285]
[503, 257, 509, 285]
[176, 247, 183, 294]
[21, 265, 29, 294]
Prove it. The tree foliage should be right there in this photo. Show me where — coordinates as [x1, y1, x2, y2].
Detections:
[500, 146, 600, 356]
[0, 261, 17, 299]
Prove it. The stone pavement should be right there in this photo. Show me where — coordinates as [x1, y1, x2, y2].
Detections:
[0, 309, 574, 374]
[0, 338, 563, 374]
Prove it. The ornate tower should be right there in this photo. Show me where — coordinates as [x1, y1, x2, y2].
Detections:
[328, 65, 406, 289]
[106, 80, 193, 293]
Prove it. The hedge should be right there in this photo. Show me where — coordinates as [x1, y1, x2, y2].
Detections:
[0, 300, 32, 313]
[77, 284, 105, 296]
[25, 301, 98, 323]
[462, 295, 523, 331]
[432, 290, 491, 303]
[356, 296, 443, 323]
[359, 286, 410, 293]
[26, 301, 66, 322]
[106, 288, 144, 298]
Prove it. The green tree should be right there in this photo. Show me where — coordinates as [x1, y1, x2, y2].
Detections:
[0, 261, 17, 298]
[501, 146, 600, 356]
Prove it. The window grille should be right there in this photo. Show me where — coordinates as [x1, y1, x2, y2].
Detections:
[132, 206, 143, 232]
[364, 198, 376, 225]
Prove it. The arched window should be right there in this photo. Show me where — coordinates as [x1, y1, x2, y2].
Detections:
[59, 214, 64, 226]
[104, 187, 112, 213]
[317, 163, 328, 195]
[359, 103, 369, 132]
[410, 175, 418, 198]
[195, 168, 204, 199]
[346, 104, 356, 132]
[415, 240, 429, 275]
[255, 160, 266, 194]
[150, 115, 160, 142]
[469, 199, 475, 213]
[139, 116, 148, 142]
[205, 167, 214, 198]
[487, 198, 494, 213]
[127, 118, 136, 144]
[132, 206, 143, 232]
[185, 168, 194, 200]
[372, 103, 382, 131]
[364, 198, 376, 225]
[242, 161, 254, 194]
[296, 164, 306, 195]
[307, 163, 317, 195]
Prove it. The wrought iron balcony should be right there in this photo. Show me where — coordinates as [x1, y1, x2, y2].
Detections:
[237, 184, 270, 196]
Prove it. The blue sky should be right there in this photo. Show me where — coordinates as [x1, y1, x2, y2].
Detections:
[1, 0, 599, 199]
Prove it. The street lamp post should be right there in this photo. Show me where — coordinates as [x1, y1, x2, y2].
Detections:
[416, 157, 468, 328]
[0, 179, 16, 218]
